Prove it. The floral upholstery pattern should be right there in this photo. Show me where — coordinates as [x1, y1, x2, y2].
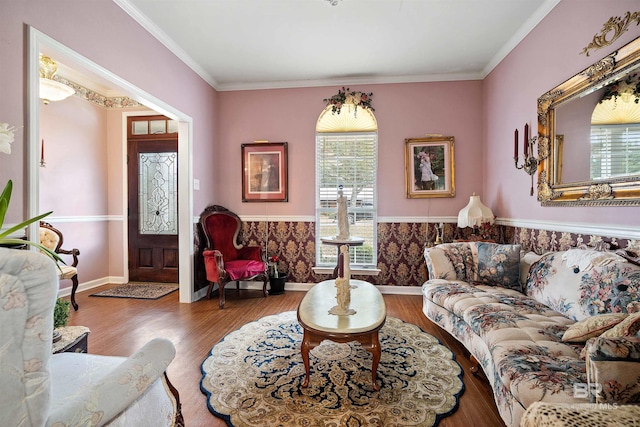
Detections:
[561, 314, 627, 342]
[422, 243, 640, 427]
[525, 251, 640, 322]
[476, 243, 521, 290]
[586, 336, 640, 404]
[0, 248, 180, 427]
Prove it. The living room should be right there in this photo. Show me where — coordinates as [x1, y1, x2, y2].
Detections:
[2, 1, 640, 426]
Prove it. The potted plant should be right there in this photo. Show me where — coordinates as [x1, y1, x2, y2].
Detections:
[52, 298, 71, 342]
[268, 255, 287, 295]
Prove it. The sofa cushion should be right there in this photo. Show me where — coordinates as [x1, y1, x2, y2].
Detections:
[477, 243, 521, 291]
[600, 312, 640, 338]
[425, 243, 477, 282]
[561, 313, 627, 342]
[525, 251, 640, 321]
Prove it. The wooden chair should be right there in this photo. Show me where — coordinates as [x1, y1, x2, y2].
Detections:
[200, 205, 268, 308]
[39, 221, 80, 310]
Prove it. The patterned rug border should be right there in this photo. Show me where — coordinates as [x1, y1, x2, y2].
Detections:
[200, 311, 465, 427]
[89, 283, 179, 300]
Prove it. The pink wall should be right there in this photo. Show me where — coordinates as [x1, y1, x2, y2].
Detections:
[40, 96, 110, 285]
[483, 0, 640, 226]
[217, 81, 483, 217]
[0, 0, 218, 223]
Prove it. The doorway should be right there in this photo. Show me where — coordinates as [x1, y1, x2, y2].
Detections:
[28, 27, 195, 302]
[127, 116, 179, 283]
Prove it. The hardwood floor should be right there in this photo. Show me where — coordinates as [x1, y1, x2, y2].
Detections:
[66, 286, 505, 427]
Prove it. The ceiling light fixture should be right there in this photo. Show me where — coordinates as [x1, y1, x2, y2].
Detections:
[39, 54, 75, 105]
[325, 0, 341, 5]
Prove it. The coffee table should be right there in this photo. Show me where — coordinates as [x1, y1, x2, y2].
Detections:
[297, 279, 386, 390]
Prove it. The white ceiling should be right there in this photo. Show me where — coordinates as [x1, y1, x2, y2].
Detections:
[115, 0, 560, 91]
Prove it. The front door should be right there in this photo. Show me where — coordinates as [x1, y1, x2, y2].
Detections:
[127, 116, 179, 283]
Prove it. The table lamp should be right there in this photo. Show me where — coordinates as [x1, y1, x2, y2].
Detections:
[457, 193, 494, 229]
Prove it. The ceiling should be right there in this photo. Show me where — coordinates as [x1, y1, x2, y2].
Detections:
[114, 0, 560, 92]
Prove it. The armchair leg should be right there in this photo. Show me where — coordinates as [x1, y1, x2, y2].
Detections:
[262, 276, 269, 298]
[71, 275, 79, 311]
[219, 282, 226, 309]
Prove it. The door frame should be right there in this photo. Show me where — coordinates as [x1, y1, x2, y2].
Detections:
[27, 27, 196, 303]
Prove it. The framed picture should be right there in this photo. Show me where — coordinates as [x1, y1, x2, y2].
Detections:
[405, 136, 455, 198]
[242, 142, 288, 202]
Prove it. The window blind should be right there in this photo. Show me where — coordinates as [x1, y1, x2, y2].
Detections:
[591, 124, 640, 179]
[316, 132, 377, 267]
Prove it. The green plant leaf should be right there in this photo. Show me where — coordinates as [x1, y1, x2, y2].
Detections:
[0, 179, 12, 228]
[0, 210, 53, 240]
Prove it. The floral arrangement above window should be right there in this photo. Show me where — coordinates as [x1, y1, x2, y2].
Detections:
[599, 73, 640, 105]
[323, 87, 374, 116]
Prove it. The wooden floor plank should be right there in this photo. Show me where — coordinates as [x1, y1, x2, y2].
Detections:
[65, 286, 505, 427]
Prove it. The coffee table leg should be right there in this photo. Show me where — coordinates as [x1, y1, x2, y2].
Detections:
[301, 330, 311, 388]
[370, 332, 381, 391]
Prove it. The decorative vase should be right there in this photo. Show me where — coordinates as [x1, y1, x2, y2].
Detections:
[269, 275, 287, 295]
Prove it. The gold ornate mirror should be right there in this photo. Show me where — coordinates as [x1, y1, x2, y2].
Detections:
[537, 35, 640, 206]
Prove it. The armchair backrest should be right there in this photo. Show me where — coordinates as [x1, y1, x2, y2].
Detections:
[39, 221, 62, 252]
[0, 248, 58, 427]
[200, 205, 244, 261]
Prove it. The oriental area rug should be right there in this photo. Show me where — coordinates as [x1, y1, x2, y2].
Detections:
[200, 311, 464, 427]
[90, 282, 179, 300]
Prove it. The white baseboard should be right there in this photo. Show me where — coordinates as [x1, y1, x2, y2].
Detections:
[57, 276, 125, 298]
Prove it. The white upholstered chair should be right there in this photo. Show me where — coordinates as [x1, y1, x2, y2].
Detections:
[0, 247, 183, 426]
[39, 221, 80, 310]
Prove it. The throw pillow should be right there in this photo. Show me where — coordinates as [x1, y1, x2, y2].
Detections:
[600, 312, 640, 338]
[477, 243, 521, 291]
[561, 313, 627, 343]
[520, 251, 543, 286]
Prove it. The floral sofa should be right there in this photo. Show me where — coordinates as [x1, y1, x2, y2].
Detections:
[422, 242, 640, 427]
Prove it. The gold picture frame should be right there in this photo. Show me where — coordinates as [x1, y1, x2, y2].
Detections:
[405, 136, 455, 198]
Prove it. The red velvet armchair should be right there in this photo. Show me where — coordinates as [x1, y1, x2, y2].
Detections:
[200, 205, 268, 308]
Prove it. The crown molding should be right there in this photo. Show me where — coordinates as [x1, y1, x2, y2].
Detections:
[114, 0, 219, 89]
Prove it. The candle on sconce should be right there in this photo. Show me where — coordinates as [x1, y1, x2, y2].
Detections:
[514, 129, 518, 158]
[41, 139, 44, 162]
[524, 124, 529, 157]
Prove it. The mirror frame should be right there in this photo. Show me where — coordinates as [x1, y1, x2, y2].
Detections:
[537, 35, 640, 206]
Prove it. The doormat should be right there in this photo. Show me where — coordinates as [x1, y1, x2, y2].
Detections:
[90, 283, 179, 300]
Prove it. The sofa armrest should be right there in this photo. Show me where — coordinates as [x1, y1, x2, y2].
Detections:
[46, 338, 176, 427]
[586, 336, 640, 404]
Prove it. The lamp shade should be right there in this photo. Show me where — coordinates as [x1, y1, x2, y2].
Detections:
[457, 193, 494, 228]
[39, 78, 75, 104]
[39, 54, 75, 104]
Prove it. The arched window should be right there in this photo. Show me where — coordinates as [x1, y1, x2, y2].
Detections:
[590, 97, 640, 179]
[315, 105, 378, 268]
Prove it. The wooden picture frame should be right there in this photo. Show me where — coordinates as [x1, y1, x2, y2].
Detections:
[405, 136, 455, 198]
[242, 142, 288, 202]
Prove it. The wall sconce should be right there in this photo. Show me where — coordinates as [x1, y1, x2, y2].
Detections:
[39, 54, 75, 105]
[514, 123, 540, 196]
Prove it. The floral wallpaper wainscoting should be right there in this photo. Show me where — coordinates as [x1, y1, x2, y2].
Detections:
[241, 220, 432, 288]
